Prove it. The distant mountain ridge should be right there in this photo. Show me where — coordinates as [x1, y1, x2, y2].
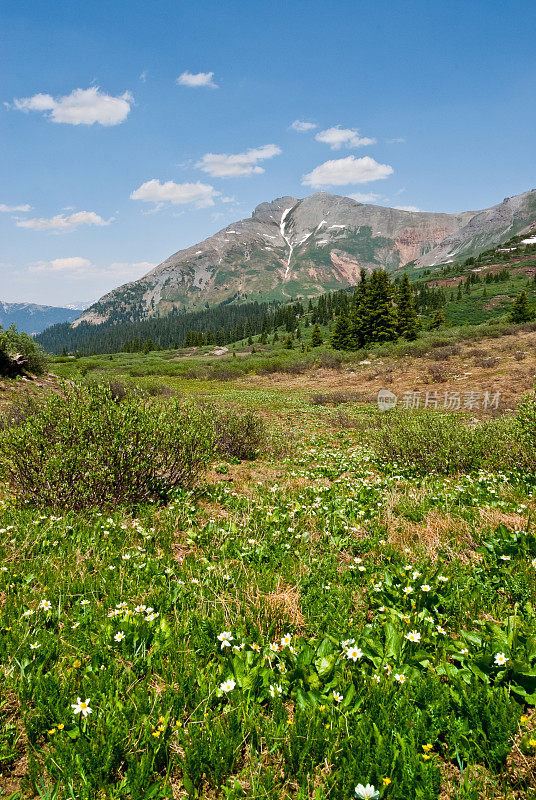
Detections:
[74, 189, 536, 327]
[0, 301, 83, 334]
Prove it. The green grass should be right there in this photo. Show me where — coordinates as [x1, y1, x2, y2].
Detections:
[2, 384, 536, 798]
[442, 274, 536, 326]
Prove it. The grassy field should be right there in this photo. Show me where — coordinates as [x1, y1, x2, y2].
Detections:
[43, 320, 536, 418]
[2, 355, 536, 799]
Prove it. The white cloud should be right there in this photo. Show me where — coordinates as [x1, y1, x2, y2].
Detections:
[303, 156, 394, 187]
[16, 210, 112, 232]
[347, 192, 382, 203]
[315, 126, 376, 150]
[394, 205, 420, 212]
[27, 258, 155, 283]
[13, 87, 133, 126]
[130, 179, 219, 208]
[139, 71, 147, 83]
[30, 257, 91, 273]
[107, 261, 156, 279]
[177, 71, 218, 89]
[196, 144, 281, 178]
[0, 202, 31, 212]
[386, 137, 405, 144]
[290, 120, 317, 132]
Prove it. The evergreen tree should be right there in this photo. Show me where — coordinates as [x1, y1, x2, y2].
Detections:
[331, 312, 352, 350]
[283, 334, 294, 349]
[510, 290, 534, 323]
[348, 269, 369, 348]
[363, 270, 398, 344]
[310, 324, 323, 347]
[396, 274, 419, 340]
[430, 309, 445, 329]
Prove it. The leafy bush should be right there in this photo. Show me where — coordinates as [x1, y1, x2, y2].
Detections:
[0, 382, 214, 508]
[369, 403, 536, 475]
[369, 411, 478, 474]
[0, 324, 47, 375]
[212, 407, 266, 460]
[516, 390, 536, 446]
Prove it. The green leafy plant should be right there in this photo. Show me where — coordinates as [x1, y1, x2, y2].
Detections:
[212, 407, 266, 460]
[0, 382, 214, 508]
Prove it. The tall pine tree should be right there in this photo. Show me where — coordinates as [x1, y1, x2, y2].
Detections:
[310, 324, 323, 347]
[396, 274, 419, 340]
[348, 269, 369, 349]
[331, 312, 352, 350]
[363, 270, 398, 344]
[510, 290, 534, 323]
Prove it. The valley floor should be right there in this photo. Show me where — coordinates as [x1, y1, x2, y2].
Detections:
[1, 364, 536, 799]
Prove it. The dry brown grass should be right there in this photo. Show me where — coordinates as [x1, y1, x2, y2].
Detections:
[0, 692, 28, 797]
[257, 582, 304, 630]
[478, 508, 530, 531]
[242, 328, 536, 416]
[384, 508, 479, 563]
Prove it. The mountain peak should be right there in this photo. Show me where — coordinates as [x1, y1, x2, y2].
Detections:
[252, 196, 298, 223]
[73, 189, 536, 327]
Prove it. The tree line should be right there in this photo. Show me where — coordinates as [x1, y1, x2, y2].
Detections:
[36, 272, 434, 356]
[36, 284, 388, 355]
[330, 270, 421, 350]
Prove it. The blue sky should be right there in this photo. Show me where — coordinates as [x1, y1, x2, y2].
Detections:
[1, 0, 535, 306]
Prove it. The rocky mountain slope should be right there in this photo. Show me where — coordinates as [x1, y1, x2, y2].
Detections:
[75, 190, 536, 326]
[0, 301, 82, 334]
[416, 189, 536, 267]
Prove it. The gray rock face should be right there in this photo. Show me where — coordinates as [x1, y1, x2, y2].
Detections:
[416, 190, 536, 266]
[74, 189, 536, 326]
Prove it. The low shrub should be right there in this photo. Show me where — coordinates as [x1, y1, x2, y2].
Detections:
[0, 382, 214, 508]
[430, 344, 461, 360]
[0, 324, 47, 376]
[369, 400, 536, 475]
[212, 407, 266, 460]
[475, 356, 499, 368]
[369, 411, 477, 474]
[427, 363, 449, 383]
[318, 351, 344, 370]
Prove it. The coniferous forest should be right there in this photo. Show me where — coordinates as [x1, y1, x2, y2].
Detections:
[36, 271, 438, 355]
